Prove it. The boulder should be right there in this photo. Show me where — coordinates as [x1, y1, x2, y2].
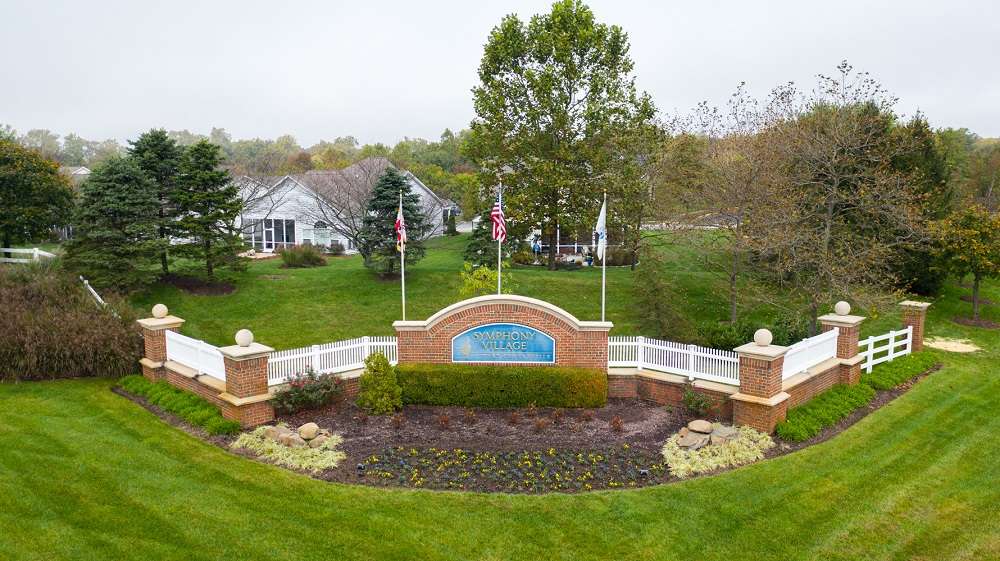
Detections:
[677, 432, 710, 450]
[278, 433, 307, 448]
[309, 435, 329, 449]
[710, 433, 732, 446]
[298, 422, 319, 440]
[688, 420, 713, 434]
[318, 428, 331, 437]
[263, 425, 291, 441]
[711, 425, 739, 439]
[677, 427, 689, 438]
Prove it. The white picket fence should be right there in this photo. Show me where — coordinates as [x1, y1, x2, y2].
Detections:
[858, 325, 912, 373]
[267, 336, 398, 386]
[781, 327, 839, 380]
[608, 336, 740, 385]
[0, 247, 56, 264]
[165, 330, 227, 382]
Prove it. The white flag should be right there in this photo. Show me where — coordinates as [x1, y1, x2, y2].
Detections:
[595, 197, 607, 261]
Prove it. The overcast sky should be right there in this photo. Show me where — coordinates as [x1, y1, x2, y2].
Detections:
[2, 0, 998, 146]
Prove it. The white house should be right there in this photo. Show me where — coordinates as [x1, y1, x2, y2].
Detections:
[236, 157, 458, 253]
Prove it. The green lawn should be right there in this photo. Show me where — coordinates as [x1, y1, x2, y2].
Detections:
[3, 278, 1000, 560]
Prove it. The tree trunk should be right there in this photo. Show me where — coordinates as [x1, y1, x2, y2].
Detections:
[2, 231, 11, 260]
[728, 248, 740, 324]
[547, 222, 558, 271]
[159, 202, 169, 275]
[809, 300, 819, 336]
[205, 238, 213, 279]
[973, 273, 981, 321]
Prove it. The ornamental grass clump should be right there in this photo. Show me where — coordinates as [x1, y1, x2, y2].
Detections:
[775, 383, 876, 442]
[279, 244, 326, 268]
[231, 425, 346, 472]
[118, 375, 240, 435]
[661, 424, 774, 479]
[861, 352, 938, 391]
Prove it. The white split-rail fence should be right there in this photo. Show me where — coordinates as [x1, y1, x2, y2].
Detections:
[164, 330, 227, 382]
[858, 325, 912, 373]
[608, 336, 740, 385]
[0, 247, 56, 264]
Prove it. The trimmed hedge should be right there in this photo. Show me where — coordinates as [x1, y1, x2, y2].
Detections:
[118, 375, 241, 435]
[861, 352, 939, 391]
[775, 383, 876, 442]
[396, 363, 607, 408]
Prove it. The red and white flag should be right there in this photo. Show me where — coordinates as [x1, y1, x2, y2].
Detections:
[490, 192, 507, 243]
[395, 192, 406, 252]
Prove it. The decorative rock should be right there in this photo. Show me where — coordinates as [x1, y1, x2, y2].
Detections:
[318, 428, 331, 437]
[262, 425, 292, 441]
[298, 422, 319, 440]
[711, 425, 739, 439]
[235, 329, 254, 347]
[688, 420, 713, 434]
[278, 433, 307, 448]
[677, 427, 689, 438]
[754, 328, 773, 347]
[677, 431, 710, 449]
[308, 435, 329, 449]
[151, 304, 168, 318]
[710, 433, 732, 446]
[834, 301, 851, 316]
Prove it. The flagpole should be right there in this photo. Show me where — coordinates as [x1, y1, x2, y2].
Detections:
[399, 190, 406, 321]
[497, 182, 503, 295]
[601, 190, 607, 322]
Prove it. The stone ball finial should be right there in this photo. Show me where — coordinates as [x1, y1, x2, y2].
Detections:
[151, 304, 168, 319]
[754, 328, 773, 347]
[834, 301, 851, 316]
[235, 329, 254, 347]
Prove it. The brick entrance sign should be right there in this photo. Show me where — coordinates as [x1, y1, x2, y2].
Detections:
[393, 295, 613, 369]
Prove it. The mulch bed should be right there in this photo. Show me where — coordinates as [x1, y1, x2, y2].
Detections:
[113, 364, 942, 494]
[952, 316, 1000, 329]
[163, 274, 235, 296]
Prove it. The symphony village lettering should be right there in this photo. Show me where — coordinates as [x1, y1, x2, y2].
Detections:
[451, 323, 556, 363]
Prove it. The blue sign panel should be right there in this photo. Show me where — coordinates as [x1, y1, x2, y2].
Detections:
[451, 323, 555, 363]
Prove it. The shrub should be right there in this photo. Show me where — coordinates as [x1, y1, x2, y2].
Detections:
[511, 250, 536, 265]
[775, 383, 876, 442]
[118, 375, 241, 435]
[598, 247, 634, 267]
[697, 315, 809, 350]
[270, 369, 343, 414]
[231, 425, 345, 472]
[279, 244, 326, 268]
[682, 386, 713, 417]
[326, 240, 346, 256]
[356, 352, 402, 415]
[0, 262, 142, 381]
[862, 352, 938, 391]
[396, 363, 608, 408]
[661, 424, 774, 478]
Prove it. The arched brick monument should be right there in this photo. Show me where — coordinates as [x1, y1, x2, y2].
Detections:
[393, 295, 613, 369]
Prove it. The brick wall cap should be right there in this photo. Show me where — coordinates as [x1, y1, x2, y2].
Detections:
[899, 300, 932, 310]
[817, 313, 866, 327]
[136, 316, 185, 330]
[730, 391, 790, 406]
[139, 357, 163, 369]
[734, 342, 788, 359]
[218, 392, 272, 406]
[392, 294, 613, 332]
[840, 354, 865, 367]
[219, 342, 274, 359]
[633, 368, 740, 394]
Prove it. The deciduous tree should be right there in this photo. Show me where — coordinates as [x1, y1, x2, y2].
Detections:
[0, 140, 73, 253]
[933, 205, 1000, 321]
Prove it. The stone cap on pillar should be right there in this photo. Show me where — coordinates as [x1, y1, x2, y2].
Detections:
[899, 300, 932, 311]
[818, 300, 865, 328]
[218, 329, 273, 360]
[136, 304, 185, 330]
[734, 329, 788, 361]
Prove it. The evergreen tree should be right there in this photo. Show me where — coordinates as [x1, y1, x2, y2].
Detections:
[358, 168, 429, 275]
[173, 141, 242, 279]
[65, 156, 161, 289]
[128, 129, 182, 275]
[463, 212, 513, 267]
[0, 140, 73, 253]
[446, 212, 458, 236]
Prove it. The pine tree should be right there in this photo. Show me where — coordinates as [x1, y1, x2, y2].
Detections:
[463, 211, 513, 268]
[173, 141, 242, 279]
[128, 129, 182, 275]
[358, 168, 430, 274]
[446, 213, 458, 235]
[65, 156, 162, 289]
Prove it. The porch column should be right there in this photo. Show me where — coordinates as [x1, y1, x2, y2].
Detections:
[899, 301, 932, 352]
[818, 301, 866, 386]
[731, 329, 789, 433]
[136, 304, 185, 382]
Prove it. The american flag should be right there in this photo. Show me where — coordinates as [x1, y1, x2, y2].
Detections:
[395, 192, 406, 252]
[490, 193, 507, 243]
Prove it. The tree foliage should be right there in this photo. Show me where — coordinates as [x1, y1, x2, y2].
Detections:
[933, 205, 1000, 320]
[463, 211, 515, 267]
[65, 156, 162, 289]
[128, 129, 182, 274]
[0, 140, 73, 249]
[466, 0, 657, 269]
[357, 168, 430, 274]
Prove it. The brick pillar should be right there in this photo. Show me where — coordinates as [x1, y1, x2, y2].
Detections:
[818, 301, 865, 386]
[731, 329, 790, 433]
[136, 304, 185, 382]
[899, 301, 931, 352]
[218, 329, 275, 427]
